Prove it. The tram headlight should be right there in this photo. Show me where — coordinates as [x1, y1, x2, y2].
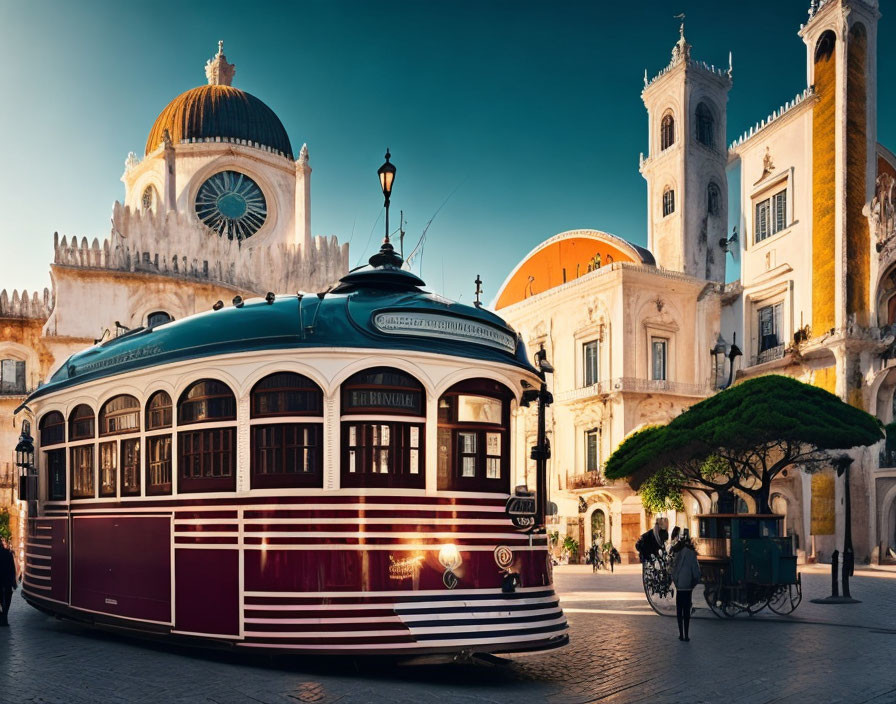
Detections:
[438, 543, 462, 571]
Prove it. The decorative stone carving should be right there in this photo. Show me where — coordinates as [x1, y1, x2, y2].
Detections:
[870, 172, 896, 256]
[124, 152, 139, 173]
[205, 40, 236, 86]
[755, 147, 775, 184]
[298, 143, 309, 166]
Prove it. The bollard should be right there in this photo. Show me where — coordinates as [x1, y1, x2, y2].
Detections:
[830, 549, 840, 598]
[842, 549, 853, 599]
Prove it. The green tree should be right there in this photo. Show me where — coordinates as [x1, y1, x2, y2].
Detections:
[605, 375, 883, 513]
[0, 509, 10, 542]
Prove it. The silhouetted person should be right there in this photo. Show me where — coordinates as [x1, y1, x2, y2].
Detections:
[671, 533, 701, 641]
[0, 538, 17, 626]
[636, 517, 669, 562]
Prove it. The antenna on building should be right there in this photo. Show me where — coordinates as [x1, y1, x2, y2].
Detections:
[474, 275, 483, 308]
[399, 210, 405, 260]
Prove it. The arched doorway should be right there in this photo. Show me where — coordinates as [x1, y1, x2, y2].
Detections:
[591, 508, 607, 548]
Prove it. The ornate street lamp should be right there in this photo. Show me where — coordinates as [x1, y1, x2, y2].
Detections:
[710, 334, 727, 388]
[525, 347, 554, 532]
[377, 149, 396, 243]
[15, 423, 34, 502]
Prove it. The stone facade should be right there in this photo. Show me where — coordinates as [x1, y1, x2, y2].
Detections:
[500, 0, 895, 566]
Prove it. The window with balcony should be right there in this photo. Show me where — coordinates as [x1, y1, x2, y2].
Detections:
[757, 302, 784, 363]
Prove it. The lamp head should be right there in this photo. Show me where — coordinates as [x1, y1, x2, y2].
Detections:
[377, 149, 396, 201]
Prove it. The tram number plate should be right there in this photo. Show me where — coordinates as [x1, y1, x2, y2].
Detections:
[506, 495, 536, 529]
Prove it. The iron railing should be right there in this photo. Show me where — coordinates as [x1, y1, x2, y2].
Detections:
[555, 377, 712, 403]
[750, 344, 786, 367]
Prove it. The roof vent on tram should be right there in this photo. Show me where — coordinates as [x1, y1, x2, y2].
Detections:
[333, 237, 425, 293]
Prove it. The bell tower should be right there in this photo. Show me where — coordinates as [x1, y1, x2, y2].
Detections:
[640, 22, 732, 283]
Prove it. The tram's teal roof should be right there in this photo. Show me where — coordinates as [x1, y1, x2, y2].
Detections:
[28, 242, 538, 401]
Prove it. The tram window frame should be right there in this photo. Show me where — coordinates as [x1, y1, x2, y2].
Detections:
[146, 391, 173, 430]
[99, 395, 141, 436]
[437, 379, 512, 493]
[98, 441, 117, 497]
[70, 444, 95, 499]
[46, 448, 66, 501]
[69, 404, 95, 441]
[120, 437, 141, 496]
[178, 427, 236, 493]
[251, 423, 323, 488]
[146, 435, 172, 496]
[177, 379, 236, 425]
[340, 367, 426, 489]
[39, 411, 65, 447]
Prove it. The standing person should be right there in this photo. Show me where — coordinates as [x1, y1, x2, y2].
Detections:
[609, 545, 621, 573]
[636, 517, 669, 562]
[0, 537, 18, 627]
[670, 532, 701, 642]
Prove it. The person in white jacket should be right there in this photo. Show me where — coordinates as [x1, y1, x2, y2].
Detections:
[670, 533, 701, 641]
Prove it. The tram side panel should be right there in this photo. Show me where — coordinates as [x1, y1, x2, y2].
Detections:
[174, 549, 240, 636]
[26, 518, 69, 604]
[71, 516, 171, 623]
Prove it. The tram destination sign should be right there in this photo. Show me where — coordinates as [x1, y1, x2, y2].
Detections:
[373, 312, 516, 353]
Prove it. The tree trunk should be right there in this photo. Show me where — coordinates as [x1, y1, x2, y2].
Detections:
[756, 478, 772, 514]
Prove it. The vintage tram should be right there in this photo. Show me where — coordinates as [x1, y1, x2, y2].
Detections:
[15, 241, 567, 656]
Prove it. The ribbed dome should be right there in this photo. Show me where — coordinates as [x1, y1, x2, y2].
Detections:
[145, 84, 293, 158]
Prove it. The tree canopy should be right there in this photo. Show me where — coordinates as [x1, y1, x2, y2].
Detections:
[604, 375, 883, 513]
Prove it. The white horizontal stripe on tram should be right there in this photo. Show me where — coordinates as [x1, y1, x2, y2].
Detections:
[25, 542, 53, 550]
[243, 628, 411, 639]
[246, 608, 562, 626]
[402, 617, 567, 636]
[21, 588, 68, 605]
[175, 517, 513, 526]
[173, 532, 239, 538]
[246, 616, 404, 625]
[399, 607, 562, 622]
[244, 596, 560, 612]
[68, 603, 173, 626]
[237, 531, 525, 540]
[36, 525, 54, 530]
[245, 585, 550, 599]
[241, 544, 546, 552]
[67, 502, 507, 515]
[240, 627, 569, 645]
[25, 563, 51, 571]
[22, 581, 52, 591]
[170, 630, 242, 640]
[25, 553, 51, 561]
[24, 571, 52, 581]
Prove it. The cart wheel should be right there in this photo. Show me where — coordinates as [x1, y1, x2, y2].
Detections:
[643, 567, 677, 617]
[704, 584, 730, 619]
[746, 598, 769, 616]
[768, 576, 802, 615]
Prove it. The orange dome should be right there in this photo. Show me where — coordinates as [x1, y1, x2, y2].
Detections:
[145, 84, 293, 158]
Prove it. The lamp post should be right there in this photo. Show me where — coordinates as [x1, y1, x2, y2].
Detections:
[723, 332, 742, 389]
[710, 334, 727, 388]
[15, 424, 34, 503]
[377, 149, 396, 243]
[531, 347, 554, 531]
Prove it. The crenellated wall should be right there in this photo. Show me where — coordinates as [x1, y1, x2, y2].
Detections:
[52, 201, 348, 295]
[0, 288, 53, 320]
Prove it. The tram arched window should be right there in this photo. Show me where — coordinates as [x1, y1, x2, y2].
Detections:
[177, 380, 236, 493]
[145, 391, 173, 495]
[40, 412, 66, 501]
[250, 373, 324, 489]
[69, 404, 95, 441]
[100, 395, 140, 436]
[340, 367, 425, 488]
[68, 405, 95, 500]
[40, 411, 65, 446]
[437, 379, 512, 492]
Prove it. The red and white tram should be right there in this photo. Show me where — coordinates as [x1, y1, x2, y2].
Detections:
[16, 241, 567, 656]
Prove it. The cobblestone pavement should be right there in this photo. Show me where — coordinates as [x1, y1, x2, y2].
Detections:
[2, 565, 895, 704]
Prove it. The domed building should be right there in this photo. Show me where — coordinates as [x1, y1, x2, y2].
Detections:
[0, 43, 349, 553]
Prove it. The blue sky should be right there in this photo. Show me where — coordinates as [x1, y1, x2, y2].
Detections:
[0, 0, 893, 304]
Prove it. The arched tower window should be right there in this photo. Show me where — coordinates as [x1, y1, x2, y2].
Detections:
[141, 186, 155, 211]
[696, 102, 715, 148]
[660, 112, 675, 150]
[146, 311, 173, 328]
[708, 182, 721, 217]
[662, 187, 675, 217]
